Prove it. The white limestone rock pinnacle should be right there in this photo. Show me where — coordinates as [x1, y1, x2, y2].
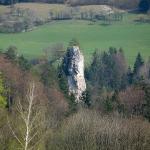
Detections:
[63, 46, 86, 102]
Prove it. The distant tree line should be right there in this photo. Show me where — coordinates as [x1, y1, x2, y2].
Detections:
[1, 0, 149, 11]
[0, 0, 64, 5]
[0, 4, 124, 33]
[0, 7, 46, 33]
[86, 47, 150, 90]
[139, 0, 150, 12]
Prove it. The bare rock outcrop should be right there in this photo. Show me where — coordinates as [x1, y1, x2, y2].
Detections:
[63, 46, 86, 102]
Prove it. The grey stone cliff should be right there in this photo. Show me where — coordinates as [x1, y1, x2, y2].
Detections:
[63, 46, 86, 102]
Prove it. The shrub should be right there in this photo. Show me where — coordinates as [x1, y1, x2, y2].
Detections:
[48, 109, 150, 150]
[5, 46, 17, 61]
[118, 86, 145, 115]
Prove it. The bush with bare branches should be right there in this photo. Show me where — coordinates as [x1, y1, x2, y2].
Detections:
[48, 109, 150, 150]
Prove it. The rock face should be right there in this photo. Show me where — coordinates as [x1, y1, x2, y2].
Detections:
[63, 46, 86, 102]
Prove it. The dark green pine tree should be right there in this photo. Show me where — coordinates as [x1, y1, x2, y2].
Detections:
[133, 53, 144, 75]
[133, 53, 144, 83]
[80, 90, 91, 107]
[127, 67, 133, 85]
[5, 46, 17, 61]
[143, 84, 150, 121]
[120, 73, 128, 89]
[18, 55, 31, 71]
[89, 50, 101, 83]
[148, 57, 150, 79]
[148, 69, 150, 79]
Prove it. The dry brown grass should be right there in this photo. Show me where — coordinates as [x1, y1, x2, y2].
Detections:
[15, 3, 67, 19]
[0, 5, 9, 14]
[0, 3, 123, 19]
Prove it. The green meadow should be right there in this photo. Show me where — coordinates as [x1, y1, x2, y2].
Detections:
[0, 13, 150, 65]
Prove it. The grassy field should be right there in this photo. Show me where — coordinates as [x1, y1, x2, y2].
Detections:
[0, 4, 150, 65]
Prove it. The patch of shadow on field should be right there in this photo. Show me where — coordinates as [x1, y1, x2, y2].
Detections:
[128, 9, 140, 14]
[99, 23, 112, 26]
[134, 19, 150, 24]
[88, 23, 95, 25]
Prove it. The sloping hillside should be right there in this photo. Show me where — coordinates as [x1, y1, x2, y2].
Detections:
[0, 3, 122, 19]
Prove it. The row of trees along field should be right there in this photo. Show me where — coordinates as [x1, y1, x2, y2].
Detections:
[0, 41, 150, 149]
[0, 0, 150, 33]
[0, 5, 124, 33]
[0, 0, 150, 11]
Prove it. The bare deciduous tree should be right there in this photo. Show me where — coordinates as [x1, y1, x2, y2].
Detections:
[8, 81, 46, 150]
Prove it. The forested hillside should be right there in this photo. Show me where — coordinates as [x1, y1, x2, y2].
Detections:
[0, 0, 150, 149]
[0, 41, 150, 149]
